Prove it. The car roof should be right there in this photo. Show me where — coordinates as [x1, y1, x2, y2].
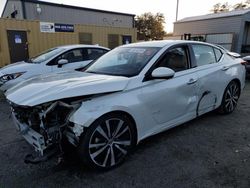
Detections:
[120, 40, 219, 48]
[57, 44, 110, 51]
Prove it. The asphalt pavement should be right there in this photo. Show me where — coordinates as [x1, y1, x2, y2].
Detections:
[0, 80, 250, 188]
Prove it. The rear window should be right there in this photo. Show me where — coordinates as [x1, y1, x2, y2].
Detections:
[192, 44, 217, 66]
[214, 48, 223, 62]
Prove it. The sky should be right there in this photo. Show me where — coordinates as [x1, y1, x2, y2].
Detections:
[0, 0, 244, 32]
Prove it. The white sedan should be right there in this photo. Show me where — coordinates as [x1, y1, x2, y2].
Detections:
[6, 40, 246, 169]
[0, 44, 109, 91]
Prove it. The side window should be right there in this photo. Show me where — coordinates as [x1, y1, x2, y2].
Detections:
[60, 49, 83, 63]
[192, 45, 216, 66]
[87, 48, 108, 60]
[214, 48, 223, 62]
[156, 46, 189, 72]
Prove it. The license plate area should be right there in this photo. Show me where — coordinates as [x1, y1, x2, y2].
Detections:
[11, 112, 47, 155]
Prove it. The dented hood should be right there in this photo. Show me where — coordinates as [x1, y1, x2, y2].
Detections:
[6, 71, 129, 106]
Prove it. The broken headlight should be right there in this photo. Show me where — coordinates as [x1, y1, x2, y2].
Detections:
[0, 72, 26, 83]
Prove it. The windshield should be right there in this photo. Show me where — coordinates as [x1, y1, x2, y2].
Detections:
[29, 48, 65, 64]
[86, 47, 160, 77]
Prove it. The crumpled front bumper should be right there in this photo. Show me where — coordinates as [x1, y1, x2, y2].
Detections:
[11, 112, 47, 155]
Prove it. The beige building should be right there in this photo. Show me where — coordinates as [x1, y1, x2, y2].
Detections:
[0, 0, 137, 67]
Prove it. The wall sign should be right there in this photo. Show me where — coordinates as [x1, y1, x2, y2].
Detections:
[40, 22, 55, 33]
[40, 22, 74, 33]
[55, 23, 74, 32]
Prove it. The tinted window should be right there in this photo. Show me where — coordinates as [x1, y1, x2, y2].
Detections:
[156, 47, 189, 72]
[192, 45, 216, 66]
[47, 49, 84, 66]
[61, 49, 83, 63]
[48, 48, 109, 66]
[86, 48, 108, 60]
[214, 48, 223, 62]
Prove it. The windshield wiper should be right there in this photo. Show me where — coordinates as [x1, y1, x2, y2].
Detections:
[86, 70, 100, 74]
[87, 70, 131, 77]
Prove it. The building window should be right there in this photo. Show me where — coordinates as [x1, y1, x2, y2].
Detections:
[108, 34, 119, 49]
[79, 33, 92, 44]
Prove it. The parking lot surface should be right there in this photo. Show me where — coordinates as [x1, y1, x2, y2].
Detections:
[0, 80, 250, 188]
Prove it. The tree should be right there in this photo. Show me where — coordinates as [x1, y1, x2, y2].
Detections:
[233, 0, 250, 10]
[211, 1, 250, 13]
[135, 12, 166, 41]
[211, 2, 230, 13]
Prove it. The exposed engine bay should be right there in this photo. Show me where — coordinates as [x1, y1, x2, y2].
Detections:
[10, 100, 82, 163]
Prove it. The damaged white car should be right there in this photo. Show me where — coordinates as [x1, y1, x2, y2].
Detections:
[6, 40, 246, 169]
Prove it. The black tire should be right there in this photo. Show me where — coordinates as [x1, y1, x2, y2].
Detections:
[218, 80, 240, 114]
[77, 113, 137, 170]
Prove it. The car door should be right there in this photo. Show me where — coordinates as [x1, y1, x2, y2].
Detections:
[49, 48, 108, 71]
[140, 45, 199, 132]
[190, 44, 227, 115]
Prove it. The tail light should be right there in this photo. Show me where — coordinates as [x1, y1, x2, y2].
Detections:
[241, 61, 247, 65]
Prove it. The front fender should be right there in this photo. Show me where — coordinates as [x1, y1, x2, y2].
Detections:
[68, 89, 155, 143]
[69, 96, 137, 129]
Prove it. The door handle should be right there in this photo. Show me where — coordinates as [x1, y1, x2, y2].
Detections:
[187, 78, 197, 85]
[221, 66, 230, 71]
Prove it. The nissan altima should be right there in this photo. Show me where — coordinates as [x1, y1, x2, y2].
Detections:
[6, 40, 246, 170]
[0, 44, 109, 91]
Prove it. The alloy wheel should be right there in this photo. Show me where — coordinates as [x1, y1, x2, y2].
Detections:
[224, 82, 240, 113]
[88, 118, 132, 168]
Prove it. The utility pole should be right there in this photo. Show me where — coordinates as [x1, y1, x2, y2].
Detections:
[176, 0, 179, 21]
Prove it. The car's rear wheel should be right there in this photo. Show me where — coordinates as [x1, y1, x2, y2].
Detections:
[77, 113, 136, 170]
[218, 80, 240, 114]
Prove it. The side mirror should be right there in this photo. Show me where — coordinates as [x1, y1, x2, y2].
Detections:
[58, 59, 68, 67]
[151, 67, 175, 79]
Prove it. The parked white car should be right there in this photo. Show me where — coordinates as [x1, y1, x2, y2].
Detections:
[0, 44, 109, 91]
[6, 40, 246, 169]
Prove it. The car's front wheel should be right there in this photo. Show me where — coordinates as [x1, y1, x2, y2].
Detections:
[77, 113, 136, 170]
[218, 80, 240, 114]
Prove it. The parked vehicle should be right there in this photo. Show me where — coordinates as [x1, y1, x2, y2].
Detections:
[6, 40, 246, 170]
[0, 45, 109, 91]
[242, 56, 250, 75]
